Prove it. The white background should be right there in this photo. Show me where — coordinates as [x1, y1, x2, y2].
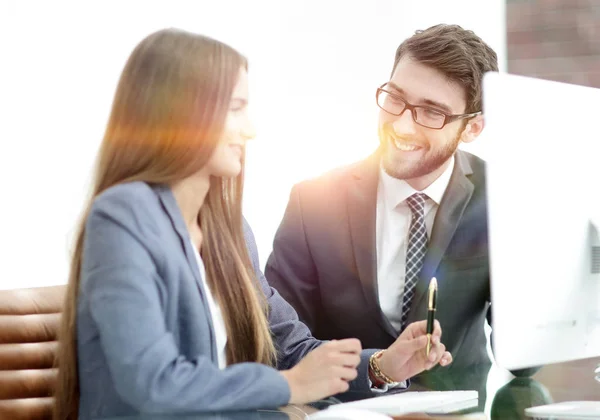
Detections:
[0, 0, 505, 290]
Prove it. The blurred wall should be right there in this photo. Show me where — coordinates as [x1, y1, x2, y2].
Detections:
[507, 0, 600, 87]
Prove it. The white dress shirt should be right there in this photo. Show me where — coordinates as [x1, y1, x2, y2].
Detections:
[376, 157, 455, 332]
[191, 241, 228, 369]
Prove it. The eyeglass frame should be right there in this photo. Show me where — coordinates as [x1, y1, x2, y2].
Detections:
[376, 83, 482, 130]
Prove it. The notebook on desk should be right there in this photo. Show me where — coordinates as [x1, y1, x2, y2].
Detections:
[321, 390, 478, 417]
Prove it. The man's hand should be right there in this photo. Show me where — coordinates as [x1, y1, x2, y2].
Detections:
[378, 320, 452, 383]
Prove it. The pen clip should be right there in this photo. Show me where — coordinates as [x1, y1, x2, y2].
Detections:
[428, 278, 437, 310]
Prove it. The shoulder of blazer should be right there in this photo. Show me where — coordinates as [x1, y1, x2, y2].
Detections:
[93, 181, 157, 207]
[86, 182, 171, 272]
[456, 149, 486, 186]
[89, 181, 163, 233]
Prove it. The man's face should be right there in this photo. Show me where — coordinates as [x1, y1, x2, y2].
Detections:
[378, 55, 471, 181]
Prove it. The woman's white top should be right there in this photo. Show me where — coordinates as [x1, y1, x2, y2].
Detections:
[191, 241, 228, 369]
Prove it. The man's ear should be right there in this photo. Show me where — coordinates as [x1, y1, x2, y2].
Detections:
[461, 114, 485, 144]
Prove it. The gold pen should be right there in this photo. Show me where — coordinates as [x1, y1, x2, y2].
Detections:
[426, 277, 438, 357]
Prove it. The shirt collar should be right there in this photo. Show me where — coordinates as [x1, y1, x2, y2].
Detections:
[379, 155, 455, 211]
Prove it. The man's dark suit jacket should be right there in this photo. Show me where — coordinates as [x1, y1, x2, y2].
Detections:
[265, 149, 492, 373]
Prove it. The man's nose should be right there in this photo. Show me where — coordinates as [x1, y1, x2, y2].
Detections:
[391, 108, 417, 136]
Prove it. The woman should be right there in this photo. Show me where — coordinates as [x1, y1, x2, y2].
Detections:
[53, 28, 451, 420]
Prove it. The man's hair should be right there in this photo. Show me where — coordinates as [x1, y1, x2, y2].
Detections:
[392, 24, 499, 114]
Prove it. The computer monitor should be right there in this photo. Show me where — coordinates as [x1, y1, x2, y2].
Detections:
[483, 72, 600, 372]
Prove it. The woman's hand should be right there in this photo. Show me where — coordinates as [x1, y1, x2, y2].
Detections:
[280, 338, 362, 404]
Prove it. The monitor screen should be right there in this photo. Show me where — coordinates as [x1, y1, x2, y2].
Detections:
[483, 72, 600, 370]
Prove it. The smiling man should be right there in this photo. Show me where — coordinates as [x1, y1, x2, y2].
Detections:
[265, 24, 505, 386]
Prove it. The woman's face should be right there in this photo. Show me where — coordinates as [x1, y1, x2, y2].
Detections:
[205, 67, 255, 178]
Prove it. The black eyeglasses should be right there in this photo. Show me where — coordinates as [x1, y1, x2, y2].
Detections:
[376, 83, 481, 130]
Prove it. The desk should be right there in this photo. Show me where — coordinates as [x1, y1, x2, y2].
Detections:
[490, 356, 600, 419]
[99, 357, 599, 420]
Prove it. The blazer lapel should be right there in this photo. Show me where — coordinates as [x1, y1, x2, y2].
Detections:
[347, 151, 399, 338]
[155, 185, 201, 282]
[407, 151, 475, 322]
[153, 184, 218, 361]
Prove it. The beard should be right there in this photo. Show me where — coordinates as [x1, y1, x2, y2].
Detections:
[379, 124, 462, 180]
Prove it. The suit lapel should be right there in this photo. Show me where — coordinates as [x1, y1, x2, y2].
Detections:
[155, 185, 203, 285]
[407, 151, 475, 322]
[153, 184, 218, 361]
[347, 151, 399, 338]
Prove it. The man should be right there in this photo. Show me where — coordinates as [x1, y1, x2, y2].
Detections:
[266, 24, 527, 390]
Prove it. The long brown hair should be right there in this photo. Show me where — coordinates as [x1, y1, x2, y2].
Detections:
[53, 28, 276, 420]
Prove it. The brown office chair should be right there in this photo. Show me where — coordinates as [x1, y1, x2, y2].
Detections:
[0, 286, 66, 420]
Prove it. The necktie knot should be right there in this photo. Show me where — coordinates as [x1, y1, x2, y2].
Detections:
[406, 193, 427, 216]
